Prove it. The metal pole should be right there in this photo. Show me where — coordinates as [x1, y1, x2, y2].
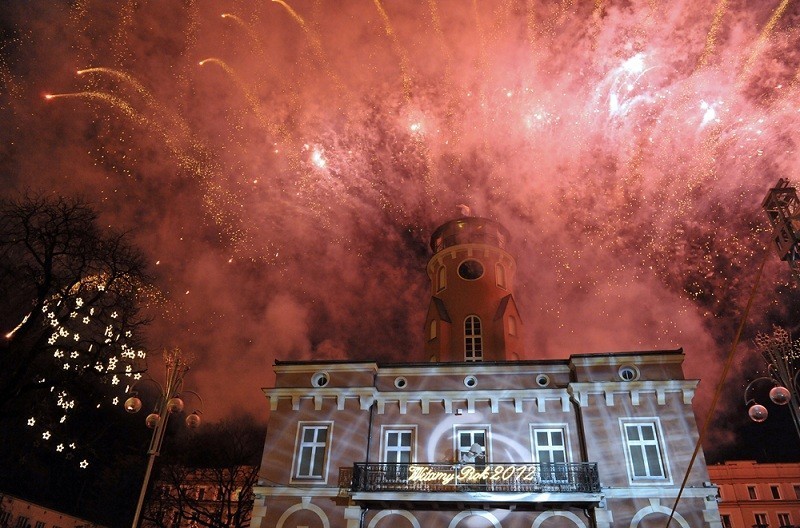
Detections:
[130, 352, 185, 528]
[131, 410, 171, 528]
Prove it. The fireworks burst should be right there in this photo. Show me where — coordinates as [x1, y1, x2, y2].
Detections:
[3, 0, 800, 457]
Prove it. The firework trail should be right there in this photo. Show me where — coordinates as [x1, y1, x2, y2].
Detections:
[5, 0, 800, 457]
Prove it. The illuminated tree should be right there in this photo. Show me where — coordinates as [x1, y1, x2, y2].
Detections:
[0, 193, 152, 465]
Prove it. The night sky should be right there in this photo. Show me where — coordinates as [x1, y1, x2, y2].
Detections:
[2, 0, 800, 464]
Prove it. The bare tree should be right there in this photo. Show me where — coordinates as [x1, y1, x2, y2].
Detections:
[0, 193, 151, 454]
[142, 414, 265, 528]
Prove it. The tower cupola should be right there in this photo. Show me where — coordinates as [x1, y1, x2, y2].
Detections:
[424, 216, 524, 362]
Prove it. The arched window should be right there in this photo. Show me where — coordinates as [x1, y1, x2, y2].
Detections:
[508, 315, 516, 336]
[429, 320, 437, 340]
[437, 266, 447, 291]
[464, 316, 483, 362]
[495, 263, 506, 289]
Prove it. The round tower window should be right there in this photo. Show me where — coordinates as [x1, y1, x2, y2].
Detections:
[394, 377, 408, 389]
[458, 260, 484, 280]
[464, 375, 478, 388]
[536, 374, 550, 387]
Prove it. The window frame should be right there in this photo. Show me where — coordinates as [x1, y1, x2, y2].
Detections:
[530, 425, 571, 483]
[778, 512, 791, 526]
[754, 512, 768, 526]
[437, 266, 447, 291]
[748, 485, 758, 500]
[464, 315, 483, 362]
[380, 425, 416, 464]
[454, 425, 490, 463]
[771, 484, 782, 499]
[495, 263, 506, 289]
[720, 514, 732, 528]
[291, 421, 333, 483]
[619, 417, 671, 484]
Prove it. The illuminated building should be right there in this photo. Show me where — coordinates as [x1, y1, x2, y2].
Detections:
[251, 216, 721, 528]
[710, 461, 800, 528]
[142, 466, 256, 528]
[0, 492, 102, 528]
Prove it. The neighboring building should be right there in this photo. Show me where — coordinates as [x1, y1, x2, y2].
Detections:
[142, 466, 257, 528]
[252, 216, 721, 528]
[710, 461, 800, 528]
[0, 493, 99, 528]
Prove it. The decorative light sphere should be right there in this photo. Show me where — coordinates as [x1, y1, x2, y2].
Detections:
[748, 404, 769, 423]
[145, 413, 160, 429]
[167, 397, 184, 413]
[185, 412, 201, 429]
[769, 385, 791, 405]
[124, 396, 142, 413]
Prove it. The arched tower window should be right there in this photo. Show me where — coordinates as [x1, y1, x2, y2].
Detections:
[508, 315, 517, 336]
[496, 263, 506, 289]
[429, 320, 437, 340]
[437, 266, 447, 291]
[464, 316, 483, 362]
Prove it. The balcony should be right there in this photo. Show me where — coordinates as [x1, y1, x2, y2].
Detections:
[339, 462, 602, 510]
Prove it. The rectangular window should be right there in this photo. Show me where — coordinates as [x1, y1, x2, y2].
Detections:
[532, 427, 568, 482]
[34, 523, 45, 528]
[293, 422, 332, 481]
[464, 316, 483, 362]
[456, 427, 488, 463]
[771, 484, 781, 499]
[778, 512, 791, 526]
[15, 517, 28, 528]
[754, 513, 768, 526]
[383, 428, 414, 482]
[720, 514, 732, 528]
[622, 420, 667, 480]
[0, 513, 10, 526]
[748, 485, 758, 500]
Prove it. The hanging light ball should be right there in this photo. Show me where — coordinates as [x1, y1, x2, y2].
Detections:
[145, 413, 161, 429]
[748, 404, 769, 423]
[166, 397, 185, 413]
[769, 385, 791, 405]
[185, 412, 201, 429]
[124, 396, 142, 413]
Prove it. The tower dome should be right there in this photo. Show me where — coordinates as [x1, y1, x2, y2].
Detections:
[424, 216, 524, 362]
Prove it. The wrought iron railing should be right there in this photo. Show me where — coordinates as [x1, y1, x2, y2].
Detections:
[341, 462, 600, 494]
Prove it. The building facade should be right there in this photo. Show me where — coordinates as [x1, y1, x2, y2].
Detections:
[252, 216, 721, 528]
[710, 461, 800, 528]
[0, 493, 100, 528]
[142, 466, 257, 528]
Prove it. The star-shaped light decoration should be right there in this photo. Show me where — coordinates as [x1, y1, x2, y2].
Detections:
[79, 460, 88, 469]
[56, 444, 64, 452]
[82, 316, 90, 324]
[27, 417, 35, 426]
[42, 431, 51, 440]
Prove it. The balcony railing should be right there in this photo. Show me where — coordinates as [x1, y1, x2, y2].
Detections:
[340, 462, 600, 494]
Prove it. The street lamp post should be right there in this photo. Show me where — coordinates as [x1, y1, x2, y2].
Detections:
[744, 327, 800, 442]
[125, 348, 203, 528]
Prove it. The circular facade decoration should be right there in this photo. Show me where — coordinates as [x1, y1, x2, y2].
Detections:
[394, 376, 408, 389]
[535, 374, 550, 387]
[458, 259, 484, 280]
[311, 372, 329, 387]
[464, 375, 478, 388]
[618, 365, 640, 382]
